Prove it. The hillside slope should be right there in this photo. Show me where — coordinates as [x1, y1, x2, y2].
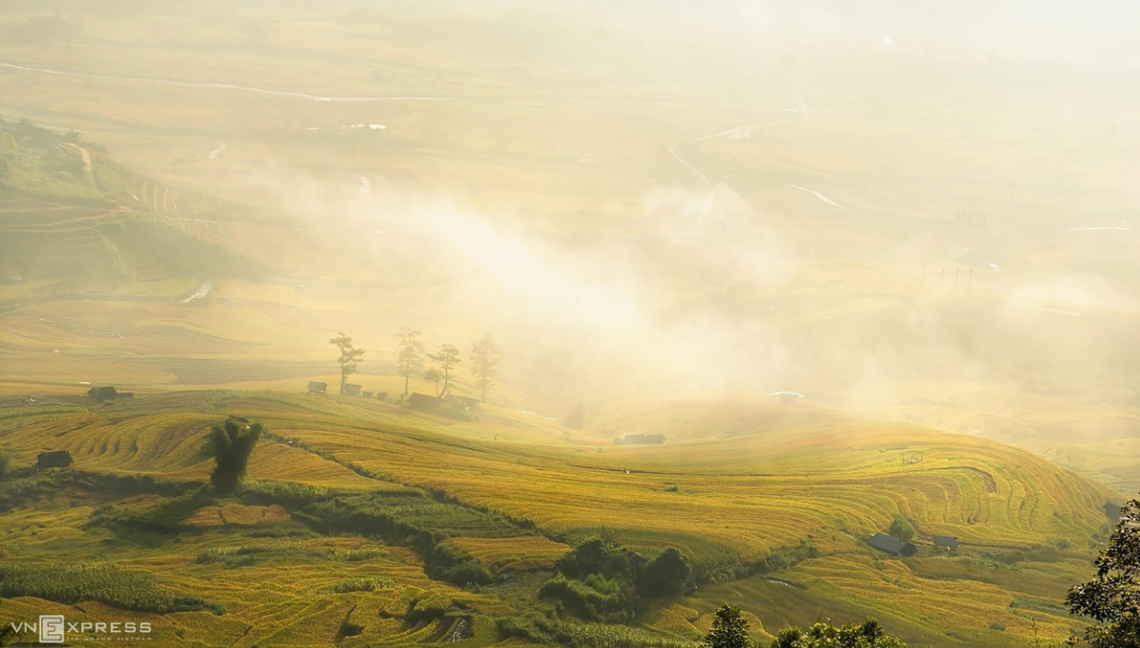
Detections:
[0, 391, 1118, 647]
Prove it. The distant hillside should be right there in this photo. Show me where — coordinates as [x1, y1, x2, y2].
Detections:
[0, 118, 259, 289]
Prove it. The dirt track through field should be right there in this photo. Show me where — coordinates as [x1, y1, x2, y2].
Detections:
[68, 143, 98, 193]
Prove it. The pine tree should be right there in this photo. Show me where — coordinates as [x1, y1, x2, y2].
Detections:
[704, 604, 754, 648]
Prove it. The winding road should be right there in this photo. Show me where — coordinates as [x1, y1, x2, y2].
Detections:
[666, 92, 843, 208]
[668, 92, 813, 187]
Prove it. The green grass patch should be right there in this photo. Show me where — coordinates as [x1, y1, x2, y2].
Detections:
[0, 562, 224, 614]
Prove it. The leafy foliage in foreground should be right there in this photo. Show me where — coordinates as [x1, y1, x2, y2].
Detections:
[1067, 498, 1140, 648]
[0, 563, 224, 615]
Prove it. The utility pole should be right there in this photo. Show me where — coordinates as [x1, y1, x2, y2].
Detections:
[954, 267, 959, 293]
[941, 268, 945, 292]
[969, 268, 973, 295]
[922, 261, 926, 282]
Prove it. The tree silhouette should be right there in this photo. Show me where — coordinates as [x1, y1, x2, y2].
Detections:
[470, 333, 502, 402]
[638, 547, 692, 597]
[395, 328, 425, 397]
[564, 402, 587, 430]
[329, 331, 365, 395]
[704, 604, 753, 648]
[424, 368, 443, 396]
[428, 344, 461, 397]
[209, 418, 263, 494]
[1068, 497, 1140, 648]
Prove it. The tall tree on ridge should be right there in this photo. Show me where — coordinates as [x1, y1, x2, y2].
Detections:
[395, 328, 425, 397]
[470, 332, 502, 402]
[428, 343, 461, 397]
[329, 331, 365, 395]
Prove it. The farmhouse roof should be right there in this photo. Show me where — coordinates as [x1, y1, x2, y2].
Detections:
[867, 533, 918, 556]
[37, 450, 73, 469]
[409, 393, 443, 409]
[933, 535, 960, 550]
[86, 386, 118, 400]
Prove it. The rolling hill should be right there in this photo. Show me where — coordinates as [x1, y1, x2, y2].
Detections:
[0, 390, 1121, 646]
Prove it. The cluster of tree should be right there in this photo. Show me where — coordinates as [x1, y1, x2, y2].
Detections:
[538, 537, 692, 622]
[208, 417, 263, 494]
[330, 329, 502, 402]
[395, 329, 501, 400]
[702, 605, 907, 648]
[886, 514, 916, 542]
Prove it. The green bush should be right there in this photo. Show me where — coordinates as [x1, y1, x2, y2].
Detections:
[538, 574, 631, 622]
[756, 538, 820, 574]
[637, 547, 692, 597]
[405, 591, 452, 624]
[325, 577, 396, 593]
[423, 541, 492, 586]
[887, 515, 916, 542]
[556, 537, 637, 582]
[0, 563, 223, 615]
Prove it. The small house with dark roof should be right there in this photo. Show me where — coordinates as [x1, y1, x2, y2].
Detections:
[409, 393, 443, 411]
[455, 396, 481, 410]
[37, 450, 73, 470]
[769, 391, 803, 405]
[342, 383, 362, 397]
[867, 532, 918, 557]
[87, 386, 118, 401]
[307, 381, 327, 395]
[933, 535, 960, 551]
[1105, 502, 1124, 522]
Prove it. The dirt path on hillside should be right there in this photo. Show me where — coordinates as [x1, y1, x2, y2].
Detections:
[68, 143, 99, 193]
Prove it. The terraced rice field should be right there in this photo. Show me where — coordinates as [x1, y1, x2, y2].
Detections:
[133, 176, 181, 214]
[151, 213, 225, 245]
[0, 390, 1118, 646]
